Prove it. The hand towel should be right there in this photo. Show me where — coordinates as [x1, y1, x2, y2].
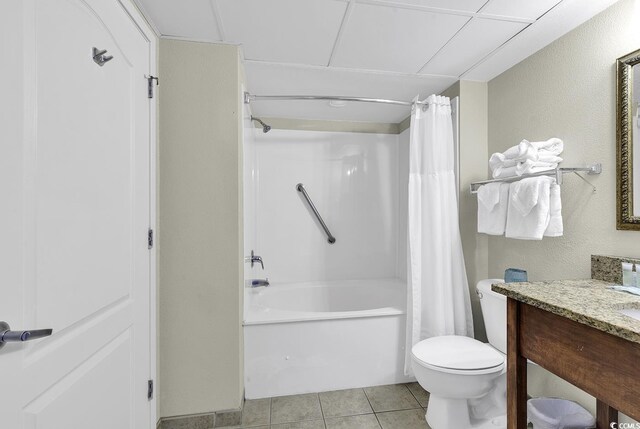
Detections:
[505, 177, 553, 240]
[543, 182, 563, 237]
[477, 182, 509, 235]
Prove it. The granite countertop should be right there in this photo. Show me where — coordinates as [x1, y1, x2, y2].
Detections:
[492, 279, 640, 344]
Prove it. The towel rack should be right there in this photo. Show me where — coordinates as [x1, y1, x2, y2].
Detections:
[469, 163, 602, 194]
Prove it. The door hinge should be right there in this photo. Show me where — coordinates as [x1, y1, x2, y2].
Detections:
[146, 75, 159, 99]
[148, 379, 154, 400]
[148, 228, 154, 249]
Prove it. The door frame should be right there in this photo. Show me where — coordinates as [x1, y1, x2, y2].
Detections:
[116, 0, 159, 426]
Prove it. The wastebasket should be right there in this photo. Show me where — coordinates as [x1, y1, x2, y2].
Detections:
[528, 398, 595, 429]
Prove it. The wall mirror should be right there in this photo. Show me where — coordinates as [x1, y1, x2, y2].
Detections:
[617, 48, 640, 230]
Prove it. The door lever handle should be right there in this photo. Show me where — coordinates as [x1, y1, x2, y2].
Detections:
[0, 321, 53, 350]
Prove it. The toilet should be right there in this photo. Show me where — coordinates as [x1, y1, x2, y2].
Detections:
[411, 279, 510, 429]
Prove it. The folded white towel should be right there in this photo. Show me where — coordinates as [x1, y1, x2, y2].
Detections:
[492, 165, 518, 179]
[544, 182, 563, 237]
[537, 152, 563, 164]
[493, 162, 559, 179]
[505, 177, 554, 240]
[477, 182, 509, 235]
[489, 138, 564, 178]
[514, 159, 559, 176]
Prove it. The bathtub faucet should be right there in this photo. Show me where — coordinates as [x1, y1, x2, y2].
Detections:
[245, 250, 264, 269]
[251, 278, 270, 288]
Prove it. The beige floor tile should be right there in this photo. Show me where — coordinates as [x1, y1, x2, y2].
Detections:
[270, 420, 325, 429]
[405, 382, 430, 408]
[242, 398, 271, 427]
[324, 414, 381, 429]
[271, 393, 323, 424]
[319, 388, 373, 418]
[363, 385, 420, 412]
[376, 409, 431, 429]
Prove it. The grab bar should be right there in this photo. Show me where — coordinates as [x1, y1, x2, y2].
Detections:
[296, 183, 336, 244]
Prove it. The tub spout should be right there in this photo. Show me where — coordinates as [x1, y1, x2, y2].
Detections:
[251, 278, 270, 288]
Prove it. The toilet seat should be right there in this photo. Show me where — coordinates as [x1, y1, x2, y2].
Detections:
[412, 335, 505, 375]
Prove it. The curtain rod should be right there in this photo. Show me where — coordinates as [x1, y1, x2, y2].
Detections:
[243, 91, 426, 107]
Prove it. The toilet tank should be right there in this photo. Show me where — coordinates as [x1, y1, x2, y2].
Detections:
[477, 279, 507, 354]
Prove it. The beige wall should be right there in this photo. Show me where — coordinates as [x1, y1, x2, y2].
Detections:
[488, 0, 640, 418]
[442, 81, 490, 342]
[158, 39, 244, 418]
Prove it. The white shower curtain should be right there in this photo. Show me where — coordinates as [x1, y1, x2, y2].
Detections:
[404, 94, 474, 375]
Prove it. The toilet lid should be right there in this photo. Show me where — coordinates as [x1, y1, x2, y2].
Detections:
[412, 336, 504, 371]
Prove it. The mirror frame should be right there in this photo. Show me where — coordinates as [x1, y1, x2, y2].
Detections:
[616, 48, 640, 230]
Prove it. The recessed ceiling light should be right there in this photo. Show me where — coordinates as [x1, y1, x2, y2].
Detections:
[329, 100, 347, 108]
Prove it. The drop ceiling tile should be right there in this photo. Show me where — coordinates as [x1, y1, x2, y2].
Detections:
[363, 0, 489, 13]
[332, 2, 469, 73]
[136, 0, 221, 40]
[420, 17, 526, 76]
[479, 0, 561, 20]
[216, 0, 347, 66]
[463, 0, 618, 81]
[244, 61, 456, 122]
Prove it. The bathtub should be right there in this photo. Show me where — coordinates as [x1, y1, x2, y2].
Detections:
[243, 278, 413, 399]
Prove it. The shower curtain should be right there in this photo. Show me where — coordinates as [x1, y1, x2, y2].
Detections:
[404, 95, 474, 375]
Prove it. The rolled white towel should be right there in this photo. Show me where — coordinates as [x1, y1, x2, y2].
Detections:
[489, 138, 564, 177]
[502, 140, 538, 160]
[526, 138, 564, 156]
[544, 182, 563, 237]
[489, 140, 537, 172]
[477, 182, 509, 235]
[505, 176, 553, 240]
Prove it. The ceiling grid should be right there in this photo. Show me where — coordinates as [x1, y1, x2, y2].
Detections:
[137, 0, 620, 121]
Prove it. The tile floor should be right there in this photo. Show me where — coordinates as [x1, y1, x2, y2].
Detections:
[228, 383, 432, 429]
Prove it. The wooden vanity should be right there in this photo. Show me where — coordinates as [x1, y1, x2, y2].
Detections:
[492, 279, 640, 428]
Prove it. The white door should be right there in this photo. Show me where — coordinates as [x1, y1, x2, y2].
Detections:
[0, 0, 153, 427]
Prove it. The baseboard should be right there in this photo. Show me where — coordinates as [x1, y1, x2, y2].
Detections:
[158, 401, 245, 429]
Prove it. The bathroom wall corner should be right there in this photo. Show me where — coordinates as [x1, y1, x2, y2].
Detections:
[487, 0, 640, 420]
[158, 39, 244, 419]
[442, 80, 489, 342]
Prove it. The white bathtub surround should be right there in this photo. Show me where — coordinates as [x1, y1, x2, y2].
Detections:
[405, 94, 473, 375]
[244, 279, 413, 399]
[248, 130, 403, 283]
[243, 128, 411, 399]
